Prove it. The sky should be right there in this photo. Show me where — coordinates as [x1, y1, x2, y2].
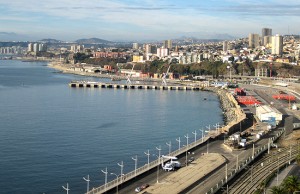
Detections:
[0, 0, 300, 42]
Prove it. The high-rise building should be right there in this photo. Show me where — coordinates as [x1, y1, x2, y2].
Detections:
[33, 43, 39, 52]
[248, 33, 260, 48]
[263, 36, 272, 48]
[28, 43, 33, 52]
[272, 34, 283, 55]
[223, 41, 228, 52]
[157, 48, 169, 58]
[163, 40, 172, 49]
[132, 43, 139, 50]
[262, 28, 272, 45]
[145, 44, 156, 54]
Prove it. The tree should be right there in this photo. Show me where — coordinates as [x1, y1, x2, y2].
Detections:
[282, 175, 300, 194]
[270, 185, 286, 194]
[296, 154, 300, 165]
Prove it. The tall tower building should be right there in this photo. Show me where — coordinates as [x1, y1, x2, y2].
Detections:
[132, 43, 139, 50]
[262, 28, 272, 45]
[248, 34, 260, 48]
[145, 44, 156, 54]
[223, 41, 228, 52]
[28, 43, 33, 52]
[272, 34, 283, 55]
[163, 40, 172, 49]
[33, 43, 39, 52]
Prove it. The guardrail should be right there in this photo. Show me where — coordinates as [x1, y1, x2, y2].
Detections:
[205, 128, 285, 194]
[87, 135, 212, 194]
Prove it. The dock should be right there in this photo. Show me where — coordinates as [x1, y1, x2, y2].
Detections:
[68, 81, 209, 91]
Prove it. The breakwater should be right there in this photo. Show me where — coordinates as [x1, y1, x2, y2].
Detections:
[68, 81, 210, 90]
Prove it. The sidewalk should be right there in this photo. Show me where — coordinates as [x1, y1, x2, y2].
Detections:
[143, 153, 226, 194]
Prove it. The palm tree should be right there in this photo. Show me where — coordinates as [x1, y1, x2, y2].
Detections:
[282, 175, 300, 193]
[270, 185, 286, 194]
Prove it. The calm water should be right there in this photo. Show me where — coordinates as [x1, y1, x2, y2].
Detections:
[0, 60, 223, 194]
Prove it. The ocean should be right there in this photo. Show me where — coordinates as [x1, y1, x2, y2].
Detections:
[0, 60, 223, 194]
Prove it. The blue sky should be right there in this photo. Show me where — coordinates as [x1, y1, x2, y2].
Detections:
[0, 0, 299, 41]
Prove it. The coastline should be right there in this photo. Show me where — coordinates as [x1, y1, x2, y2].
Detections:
[48, 62, 245, 132]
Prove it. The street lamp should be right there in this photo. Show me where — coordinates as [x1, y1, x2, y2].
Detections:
[101, 167, 108, 191]
[204, 129, 210, 153]
[207, 138, 209, 154]
[144, 150, 150, 170]
[213, 123, 220, 134]
[132, 155, 138, 178]
[176, 137, 181, 150]
[192, 130, 197, 144]
[83, 175, 90, 194]
[153, 154, 160, 183]
[289, 145, 292, 165]
[117, 161, 124, 183]
[236, 154, 239, 170]
[199, 128, 204, 143]
[227, 65, 231, 82]
[184, 134, 189, 166]
[166, 141, 171, 155]
[110, 173, 124, 194]
[62, 183, 70, 194]
[252, 143, 255, 159]
[206, 125, 211, 133]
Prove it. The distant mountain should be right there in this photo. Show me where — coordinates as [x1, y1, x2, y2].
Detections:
[75, 38, 112, 44]
[0, 32, 31, 41]
[38, 38, 62, 43]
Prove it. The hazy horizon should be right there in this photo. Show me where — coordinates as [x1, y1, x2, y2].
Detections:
[1, 0, 299, 42]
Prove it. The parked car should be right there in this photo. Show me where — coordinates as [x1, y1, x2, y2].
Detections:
[135, 184, 149, 192]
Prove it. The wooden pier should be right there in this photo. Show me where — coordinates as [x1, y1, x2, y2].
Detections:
[69, 81, 208, 91]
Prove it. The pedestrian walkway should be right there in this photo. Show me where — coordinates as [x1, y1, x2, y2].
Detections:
[143, 153, 226, 194]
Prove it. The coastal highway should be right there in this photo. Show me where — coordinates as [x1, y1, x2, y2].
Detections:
[110, 126, 280, 194]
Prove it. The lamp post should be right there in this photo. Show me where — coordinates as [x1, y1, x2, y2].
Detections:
[214, 123, 220, 134]
[192, 130, 197, 144]
[227, 65, 231, 82]
[206, 125, 211, 134]
[62, 183, 70, 194]
[132, 155, 138, 178]
[83, 175, 90, 194]
[144, 150, 150, 170]
[176, 137, 181, 150]
[289, 145, 292, 165]
[236, 154, 239, 171]
[225, 163, 228, 183]
[117, 161, 124, 183]
[199, 128, 204, 143]
[277, 157, 279, 186]
[110, 173, 124, 194]
[166, 141, 171, 155]
[101, 167, 108, 191]
[153, 154, 160, 183]
[252, 143, 255, 159]
[184, 134, 189, 166]
[205, 130, 210, 153]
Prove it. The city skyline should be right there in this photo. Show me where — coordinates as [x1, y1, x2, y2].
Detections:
[0, 0, 299, 42]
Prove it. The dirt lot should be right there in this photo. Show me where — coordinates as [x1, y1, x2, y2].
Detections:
[278, 129, 300, 147]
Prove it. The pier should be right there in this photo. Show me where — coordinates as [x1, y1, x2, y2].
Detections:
[68, 81, 209, 91]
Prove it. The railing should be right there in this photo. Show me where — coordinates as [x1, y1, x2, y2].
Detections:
[87, 135, 211, 194]
[205, 128, 285, 194]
